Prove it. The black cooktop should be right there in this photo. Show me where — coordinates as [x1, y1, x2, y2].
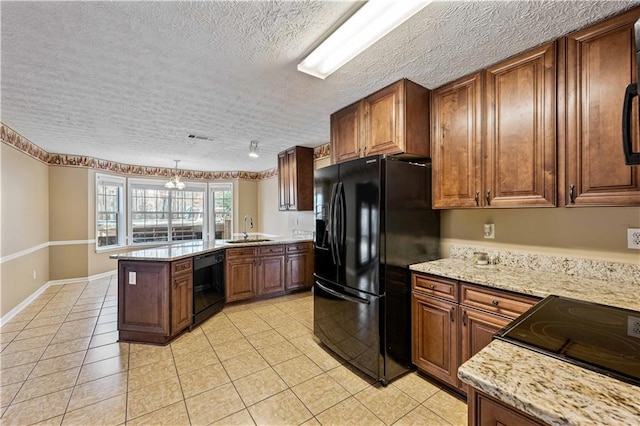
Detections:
[495, 295, 640, 387]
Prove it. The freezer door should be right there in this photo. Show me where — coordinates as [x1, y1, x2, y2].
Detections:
[314, 164, 340, 284]
[313, 278, 382, 381]
[337, 158, 381, 295]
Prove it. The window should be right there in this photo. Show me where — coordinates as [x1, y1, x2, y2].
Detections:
[129, 179, 206, 245]
[210, 183, 233, 240]
[96, 174, 125, 249]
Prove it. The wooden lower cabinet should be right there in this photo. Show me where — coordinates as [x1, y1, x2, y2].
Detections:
[411, 272, 539, 395]
[226, 242, 313, 303]
[118, 258, 193, 344]
[468, 388, 546, 426]
[257, 251, 286, 296]
[285, 242, 313, 290]
[459, 307, 511, 394]
[226, 248, 258, 302]
[412, 292, 459, 388]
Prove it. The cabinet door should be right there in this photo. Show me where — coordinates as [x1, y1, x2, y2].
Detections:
[363, 81, 404, 157]
[118, 261, 170, 336]
[171, 273, 193, 334]
[225, 257, 256, 302]
[432, 73, 483, 208]
[257, 255, 285, 295]
[286, 149, 298, 210]
[485, 42, 556, 207]
[412, 292, 459, 387]
[561, 8, 640, 206]
[459, 307, 511, 394]
[331, 101, 362, 164]
[277, 151, 289, 211]
[286, 251, 312, 290]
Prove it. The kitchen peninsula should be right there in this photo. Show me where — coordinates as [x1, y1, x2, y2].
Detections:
[410, 247, 640, 425]
[110, 236, 313, 345]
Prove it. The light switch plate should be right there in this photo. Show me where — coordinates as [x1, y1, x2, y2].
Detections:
[129, 271, 137, 285]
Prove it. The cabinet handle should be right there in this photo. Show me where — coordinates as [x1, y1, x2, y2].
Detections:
[569, 184, 575, 204]
[363, 146, 367, 155]
[485, 190, 491, 206]
[462, 310, 467, 326]
[474, 191, 479, 207]
[173, 279, 178, 289]
[429, 284, 435, 290]
[492, 300, 499, 306]
[450, 306, 455, 322]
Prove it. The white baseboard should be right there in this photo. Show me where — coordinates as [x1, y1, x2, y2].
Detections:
[0, 269, 117, 326]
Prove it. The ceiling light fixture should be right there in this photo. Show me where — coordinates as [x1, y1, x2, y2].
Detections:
[165, 160, 186, 190]
[297, 0, 433, 80]
[249, 140, 260, 158]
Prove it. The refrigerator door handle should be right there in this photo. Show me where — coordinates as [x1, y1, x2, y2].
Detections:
[338, 182, 346, 258]
[328, 183, 339, 265]
[315, 281, 370, 305]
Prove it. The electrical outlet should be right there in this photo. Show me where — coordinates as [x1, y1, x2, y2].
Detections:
[484, 224, 495, 239]
[627, 228, 640, 249]
[628, 316, 640, 338]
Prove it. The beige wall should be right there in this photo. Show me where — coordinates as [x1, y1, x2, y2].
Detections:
[257, 176, 314, 236]
[1, 144, 50, 316]
[235, 179, 259, 236]
[441, 207, 640, 263]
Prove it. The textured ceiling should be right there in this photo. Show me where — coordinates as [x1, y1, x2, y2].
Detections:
[2, 0, 638, 173]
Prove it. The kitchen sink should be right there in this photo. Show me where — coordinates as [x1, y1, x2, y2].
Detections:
[226, 238, 272, 244]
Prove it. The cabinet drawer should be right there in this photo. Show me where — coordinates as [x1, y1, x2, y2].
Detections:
[412, 273, 458, 302]
[258, 245, 285, 256]
[226, 247, 257, 258]
[460, 283, 538, 319]
[172, 258, 193, 276]
[286, 242, 311, 253]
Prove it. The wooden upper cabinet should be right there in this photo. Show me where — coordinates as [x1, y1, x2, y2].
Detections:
[560, 8, 640, 206]
[485, 42, 557, 207]
[330, 79, 430, 164]
[432, 73, 483, 208]
[331, 101, 362, 164]
[277, 146, 313, 211]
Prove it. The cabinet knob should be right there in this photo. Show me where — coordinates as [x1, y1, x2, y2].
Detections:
[485, 190, 491, 206]
[474, 191, 479, 207]
[492, 300, 499, 306]
[462, 310, 467, 326]
[450, 306, 455, 322]
[429, 284, 435, 290]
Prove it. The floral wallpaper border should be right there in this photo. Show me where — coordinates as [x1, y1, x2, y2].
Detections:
[1, 123, 284, 181]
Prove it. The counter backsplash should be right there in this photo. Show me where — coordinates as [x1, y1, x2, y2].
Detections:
[449, 245, 640, 285]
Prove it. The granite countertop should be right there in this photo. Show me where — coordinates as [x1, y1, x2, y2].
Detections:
[410, 258, 638, 311]
[458, 341, 640, 425]
[109, 235, 313, 261]
[410, 255, 640, 425]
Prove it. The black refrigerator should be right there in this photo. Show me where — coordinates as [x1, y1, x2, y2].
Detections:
[313, 155, 440, 385]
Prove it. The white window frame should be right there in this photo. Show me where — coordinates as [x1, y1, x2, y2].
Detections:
[128, 178, 207, 246]
[209, 182, 234, 241]
[95, 173, 126, 251]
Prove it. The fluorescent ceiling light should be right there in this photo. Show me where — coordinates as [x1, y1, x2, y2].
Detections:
[297, 0, 433, 80]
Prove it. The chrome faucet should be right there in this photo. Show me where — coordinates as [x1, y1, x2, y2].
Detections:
[243, 215, 254, 239]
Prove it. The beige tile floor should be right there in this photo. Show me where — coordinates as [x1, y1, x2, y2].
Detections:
[0, 275, 468, 425]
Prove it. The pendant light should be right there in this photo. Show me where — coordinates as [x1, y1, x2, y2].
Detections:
[165, 160, 186, 190]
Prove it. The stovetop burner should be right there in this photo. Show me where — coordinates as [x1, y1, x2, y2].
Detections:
[495, 295, 640, 387]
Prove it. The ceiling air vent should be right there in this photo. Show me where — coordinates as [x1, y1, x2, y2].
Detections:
[187, 134, 215, 141]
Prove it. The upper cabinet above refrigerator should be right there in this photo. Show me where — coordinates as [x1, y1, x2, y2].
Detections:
[330, 79, 431, 165]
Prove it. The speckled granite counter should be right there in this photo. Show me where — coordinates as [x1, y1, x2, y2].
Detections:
[410, 258, 639, 311]
[110, 236, 313, 261]
[458, 341, 640, 425]
[410, 247, 640, 426]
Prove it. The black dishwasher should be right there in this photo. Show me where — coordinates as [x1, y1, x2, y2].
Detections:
[193, 251, 225, 326]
